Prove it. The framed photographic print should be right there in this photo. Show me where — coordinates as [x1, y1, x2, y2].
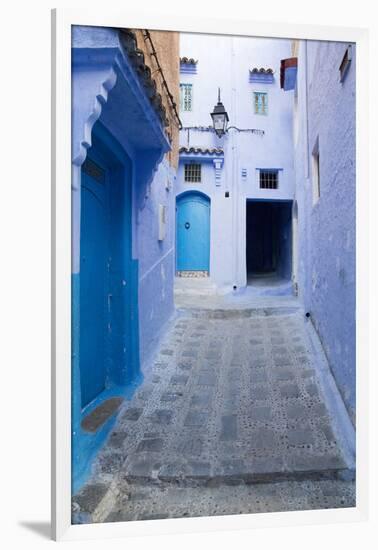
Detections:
[51, 7, 369, 541]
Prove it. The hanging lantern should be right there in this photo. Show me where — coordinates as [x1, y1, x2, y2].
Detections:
[210, 88, 229, 137]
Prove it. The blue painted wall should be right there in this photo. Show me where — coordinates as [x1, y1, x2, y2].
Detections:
[136, 158, 176, 367]
[71, 26, 176, 491]
[294, 40, 356, 423]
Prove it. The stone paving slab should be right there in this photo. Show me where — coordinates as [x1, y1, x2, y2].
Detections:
[72, 307, 355, 522]
[73, 479, 355, 523]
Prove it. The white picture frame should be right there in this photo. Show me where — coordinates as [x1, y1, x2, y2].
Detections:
[51, 7, 369, 541]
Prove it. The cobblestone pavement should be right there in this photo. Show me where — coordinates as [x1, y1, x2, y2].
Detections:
[103, 479, 355, 522]
[72, 306, 355, 523]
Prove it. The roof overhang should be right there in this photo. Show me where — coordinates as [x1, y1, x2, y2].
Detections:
[179, 147, 224, 163]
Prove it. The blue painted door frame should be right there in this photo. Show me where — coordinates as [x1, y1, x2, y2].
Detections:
[176, 191, 211, 272]
[79, 121, 139, 409]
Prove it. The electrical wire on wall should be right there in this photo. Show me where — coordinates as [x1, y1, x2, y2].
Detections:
[142, 29, 182, 131]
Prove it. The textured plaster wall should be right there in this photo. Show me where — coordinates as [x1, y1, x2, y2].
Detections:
[136, 158, 176, 367]
[294, 40, 356, 422]
[177, 34, 294, 290]
[130, 29, 179, 368]
[133, 29, 180, 168]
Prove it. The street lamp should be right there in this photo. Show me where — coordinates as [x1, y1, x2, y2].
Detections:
[182, 92, 264, 138]
[210, 88, 229, 137]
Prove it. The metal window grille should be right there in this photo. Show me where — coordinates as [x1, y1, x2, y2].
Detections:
[254, 91, 268, 115]
[184, 163, 201, 182]
[180, 83, 193, 112]
[260, 170, 278, 189]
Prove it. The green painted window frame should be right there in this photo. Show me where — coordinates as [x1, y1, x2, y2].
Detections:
[253, 91, 268, 115]
[180, 83, 193, 112]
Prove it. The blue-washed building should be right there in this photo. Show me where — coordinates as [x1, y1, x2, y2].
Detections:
[176, 34, 295, 292]
[287, 40, 356, 422]
[176, 33, 356, 423]
[71, 26, 180, 490]
[70, 26, 356, 495]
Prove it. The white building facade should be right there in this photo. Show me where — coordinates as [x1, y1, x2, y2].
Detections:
[175, 33, 295, 292]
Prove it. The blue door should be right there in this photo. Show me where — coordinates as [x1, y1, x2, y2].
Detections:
[176, 192, 210, 272]
[79, 123, 139, 410]
[80, 154, 109, 408]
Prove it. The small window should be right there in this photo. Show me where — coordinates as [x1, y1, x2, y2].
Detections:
[180, 83, 193, 112]
[260, 170, 278, 189]
[184, 163, 201, 183]
[339, 45, 352, 83]
[82, 156, 105, 184]
[254, 91, 268, 115]
[312, 138, 320, 204]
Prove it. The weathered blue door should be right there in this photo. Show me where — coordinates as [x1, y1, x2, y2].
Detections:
[79, 123, 139, 410]
[176, 192, 210, 272]
[80, 154, 108, 408]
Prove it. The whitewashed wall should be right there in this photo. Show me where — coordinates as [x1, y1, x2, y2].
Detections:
[176, 33, 294, 290]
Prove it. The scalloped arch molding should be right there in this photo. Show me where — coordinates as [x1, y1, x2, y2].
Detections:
[72, 26, 170, 180]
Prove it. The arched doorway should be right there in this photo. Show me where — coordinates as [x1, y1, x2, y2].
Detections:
[176, 191, 211, 274]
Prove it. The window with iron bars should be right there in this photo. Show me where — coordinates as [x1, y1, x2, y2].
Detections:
[180, 83, 193, 112]
[259, 170, 278, 189]
[184, 163, 201, 183]
[254, 91, 268, 115]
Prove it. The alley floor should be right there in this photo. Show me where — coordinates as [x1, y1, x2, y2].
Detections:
[72, 290, 355, 524]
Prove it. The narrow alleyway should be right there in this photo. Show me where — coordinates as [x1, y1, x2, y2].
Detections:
[70, 28, 356, 526]
[72, 288, 355, 523]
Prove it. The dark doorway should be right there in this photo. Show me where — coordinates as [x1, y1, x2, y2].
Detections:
[246, 201, 292, 284]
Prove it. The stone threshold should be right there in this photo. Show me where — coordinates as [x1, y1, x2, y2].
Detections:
[176, 271, 209, 278]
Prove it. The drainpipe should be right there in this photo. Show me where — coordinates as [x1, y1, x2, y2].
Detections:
[303, 39, 311, 307]
[304, 40, 310, 178]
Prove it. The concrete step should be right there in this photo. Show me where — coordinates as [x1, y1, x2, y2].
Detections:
[121, 455, 354, 488]
[72, 467, 356, 524]
[174, 277, 218, 297]
[178, 306, 301, 319]
[175, 288, 300, 311]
